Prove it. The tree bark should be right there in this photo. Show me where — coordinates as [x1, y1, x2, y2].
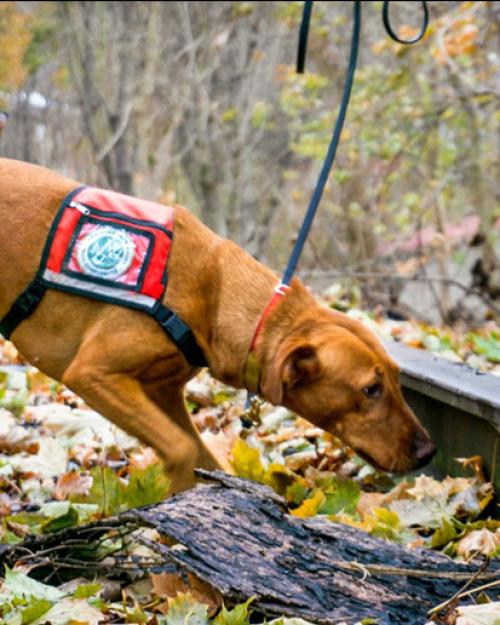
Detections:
[1, 471, 497, 625]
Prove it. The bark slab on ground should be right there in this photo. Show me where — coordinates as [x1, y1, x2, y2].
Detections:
[1, 471, 498, 625]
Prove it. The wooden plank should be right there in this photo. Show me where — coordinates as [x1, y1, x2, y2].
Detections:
[384, 341, 500, 430]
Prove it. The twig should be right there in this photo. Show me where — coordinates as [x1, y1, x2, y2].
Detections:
[332, 560, 496, 581]
[428, 559, 490, 616]
[96, 101, 133, 163]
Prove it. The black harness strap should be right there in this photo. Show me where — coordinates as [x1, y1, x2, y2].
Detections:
[0, 278, 47, 340]
[0, 278, 207, 368]
[152, 304, 207, 367]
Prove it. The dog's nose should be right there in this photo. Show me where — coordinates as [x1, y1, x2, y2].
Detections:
[413, 431, 437, 469]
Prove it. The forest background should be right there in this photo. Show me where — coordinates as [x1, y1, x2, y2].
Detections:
[0, 0, 499, 325]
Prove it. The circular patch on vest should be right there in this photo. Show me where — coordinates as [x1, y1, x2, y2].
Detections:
[76, 226, 135, 279]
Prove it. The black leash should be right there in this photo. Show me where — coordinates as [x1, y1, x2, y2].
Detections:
[282, 0, 429, 287]
[244, 0, 430, 405]
[282, 0, 361, 286]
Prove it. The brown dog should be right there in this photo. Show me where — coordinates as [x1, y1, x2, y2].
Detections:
[0, 159, 435, 492]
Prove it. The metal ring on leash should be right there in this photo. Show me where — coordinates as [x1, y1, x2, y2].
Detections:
[383, 0, 429, 45]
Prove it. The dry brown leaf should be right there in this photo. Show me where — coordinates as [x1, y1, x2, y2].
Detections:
[456, 528, 500, 559]
[355, 480, 412, 520]
[201, 430, 236, 474]
[151, 572, 222, 615]
[407, 475, 473, 501]
[6, 519, 31, 538]
[55, 470, 93, 500]
[0, 411, 39, 454]
[193, 407, 222, 431]
[455, 455, 486, 483]
[185, 380, 213, 408]
[356, 492, 387, 519]
[384, 480, 412, 504]
[129, 447, 158, 470]
[0, 492, 13, 516]
[69, 444, 99, 467]
[260, 427, 323, 445]
[0, 436, 39, 455]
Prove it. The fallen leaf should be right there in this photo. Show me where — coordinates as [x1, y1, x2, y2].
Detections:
[455, 602, 500, 625]
[186, 380, 213, 408]
[456, 528, 500, 559]
[7, 437, 68, 479]
[407, 475, 473, 501]
[129, 447, 159, 470]
[6, 519, 31, 538]
[0, 409, 39, 454]
[291, 489, 326, 518]
[27, 370, 54, 394]
[31, 598, 104, 625]
[201, 430, 235, 474]
[2, 565, 65, 601]
[152, 572, 221, 615]
[8, 597, 52, 625]
[55, 470, 93, 500]
[0, 492, 13, 515]
[455, 455, 486, 482]
[193, 407, 222, 431]
[127, 463, 170, 508]
[69, 443, 99, 467]
[214, 597, 254, 625]
[357, 492, 387, 519]
[231, 439, 265, 483]
[164, 592, 210, 625]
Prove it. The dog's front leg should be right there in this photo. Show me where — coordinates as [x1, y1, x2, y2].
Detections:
[144, 384, 222, 473]
[63, 365, 198, 494]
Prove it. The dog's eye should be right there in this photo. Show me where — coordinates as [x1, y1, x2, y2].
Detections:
[363, 383, 382, 398]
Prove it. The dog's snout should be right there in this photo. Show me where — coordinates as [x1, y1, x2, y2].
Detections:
[412, 430, 437, 469]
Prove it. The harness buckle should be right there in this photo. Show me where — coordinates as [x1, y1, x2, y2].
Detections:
[162, 313, 192, 349]
[153, 304, 207, 367]
[154, 305, 174, 327]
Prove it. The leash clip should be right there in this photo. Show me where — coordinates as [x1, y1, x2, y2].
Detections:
[275, 283, 290, 296]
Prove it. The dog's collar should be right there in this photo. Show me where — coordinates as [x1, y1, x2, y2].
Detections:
[244, 282, 291, 394]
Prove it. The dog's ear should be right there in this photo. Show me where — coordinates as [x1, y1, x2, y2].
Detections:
[262, 343, 321, 405]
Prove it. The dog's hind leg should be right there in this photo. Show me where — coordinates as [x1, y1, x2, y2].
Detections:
[144, 384, 223, 473]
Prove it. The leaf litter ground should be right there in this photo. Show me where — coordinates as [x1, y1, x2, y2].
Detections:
[0, 304, 499, 625]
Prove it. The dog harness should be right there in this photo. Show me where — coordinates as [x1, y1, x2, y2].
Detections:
[0, 186, 207, 367]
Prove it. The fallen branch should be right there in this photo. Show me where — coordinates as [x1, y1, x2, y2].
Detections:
[2, 471, 498, 625]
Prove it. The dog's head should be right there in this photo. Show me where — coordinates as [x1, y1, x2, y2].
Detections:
[262, 308, 435, 473]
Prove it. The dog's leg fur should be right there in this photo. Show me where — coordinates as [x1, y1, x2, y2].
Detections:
[144, 384, 221, 473]
[58, 313, 219, 492]
[66, 370, 197, 492]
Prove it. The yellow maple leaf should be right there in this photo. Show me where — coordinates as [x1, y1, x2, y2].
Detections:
[290, 489, 326, 518]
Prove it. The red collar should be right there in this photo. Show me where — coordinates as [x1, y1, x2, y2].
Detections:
[244, 283, 290, 393]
